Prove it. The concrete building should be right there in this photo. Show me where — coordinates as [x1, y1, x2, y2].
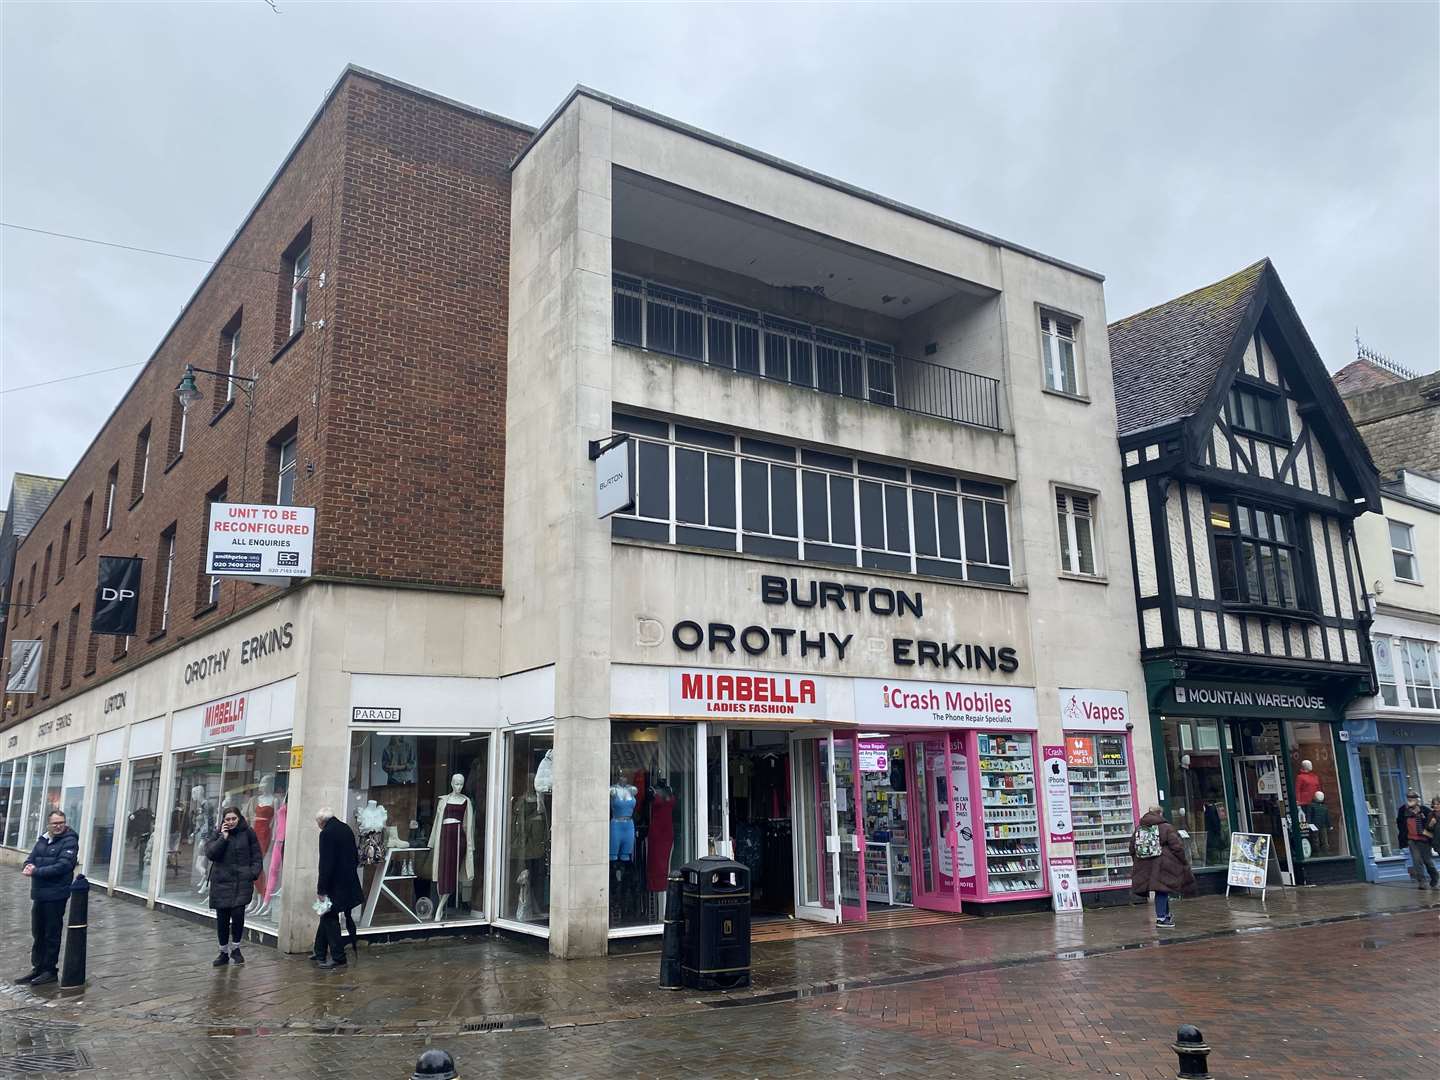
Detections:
[1, 70, 1153, 960]
[1110, 259, 1382, 893]
[1334, 357, 1440, 883]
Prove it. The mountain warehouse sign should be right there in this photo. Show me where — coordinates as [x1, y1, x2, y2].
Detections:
[669, 574, 1020, 675]
[1163, 680, 1332, 720]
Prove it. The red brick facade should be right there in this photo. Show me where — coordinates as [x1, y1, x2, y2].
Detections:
[1, 69, 531, 726]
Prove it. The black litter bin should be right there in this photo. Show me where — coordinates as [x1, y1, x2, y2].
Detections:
[680, 855, 751, 990]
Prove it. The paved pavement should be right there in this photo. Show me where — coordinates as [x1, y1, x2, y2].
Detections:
[0, 874, 1436, 1077]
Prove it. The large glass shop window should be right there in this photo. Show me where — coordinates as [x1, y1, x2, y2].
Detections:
[61, 744, 89, 829]
[160, 750, 225, 910]
[0, 761, 12, 847]
[117, 756, 162, 891]
[1286, 722, 1349, 860]
[501, 732, 554, 927]
[346, 732, 489, 927]
[88, 764, 122, 882]
[4, 758, 27, 847]
[1162, 718, 1231, 868]
[22, 749, 66, 845]
[609, 722, 698, 929]
[1066, 734, 1136, 889]
[212, 739, 292, 929]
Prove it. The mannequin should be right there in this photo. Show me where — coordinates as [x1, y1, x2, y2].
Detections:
[511, 774, 549, 920]
[190, 785, 215, 893]
[382, 735, 417, 784]
[256, 797, 288, 916]
[647, 777, 677, 895]
[1295, 760, 1321, 806]
[428, 774, 475, 918]
[1307, 790, 1331, 853]
[609, 776, 638, 862]
[248, 775, 278, 854]
[357, 800, 388, 866]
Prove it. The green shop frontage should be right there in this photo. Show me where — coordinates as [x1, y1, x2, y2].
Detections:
[1145, 660, 1368, 891]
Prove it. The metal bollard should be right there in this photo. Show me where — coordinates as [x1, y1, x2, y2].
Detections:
[658, 870, 684, 989]
[410, 1048, 457, 1080]
[60, 875, 90, 990]
[1171, 1024, 1212, 1080]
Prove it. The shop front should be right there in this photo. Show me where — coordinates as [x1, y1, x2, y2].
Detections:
[1342, 718, 1440, 882]
[1147, 663, 1364, 889]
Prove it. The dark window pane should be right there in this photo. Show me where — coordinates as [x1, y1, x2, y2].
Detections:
[740, 438, 795, 462]
[736, 325, 760, 374]
[1260, 547, 1280, 605]
[913, 492, 937, 556]
[614, 290, 642, 345]
[792, 340, 813, 387]
[916, 557, 967, 581]
[985, 504, 1010, 567]
[841, 352, 865, 398]
[937, 494, 962, 560]
[863, 550, 911, 573]
[638, 441, 669, 519]
[830, 476, 856, 546]
[1242, 542, 1262, 600]
[1215, 540, 1240, 601]
[646, 302, 675, 354]
[868, 356, 896, 406]
[802, 449, 852, 471]
[911, 470, 957, 492]
[1275, 548, 1296, 608]
[884, 484, 909, 553]
[859, 460, 906, 482]
[859, 481, 885, 549]
[771, 466, 797, 537]
[707, 455, 735, 529]
[675, 424, 733, 451]
[763, 333, 788, 381]
[613, 517, 668, 542]
[804, 542, 858, 568]
[967, 563, 1011, 585]
[707, 318, 734, 370]
[744, 535, 798, 560]
[741, 460, 769, 534]
[676, 526, 736, 551]
[963, 499, 987, 562]
[676, 308, 704, 360]
[613, 413, 668, 439]
[802, 472, 829, 542]
[675, 448, 705, 524]
[817, 345, 842, 394]
[961, 480, 1006, 500]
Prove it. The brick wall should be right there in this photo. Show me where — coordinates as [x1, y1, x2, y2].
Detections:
[1342, 372, 1440, 479]
[1, 69, 532, 726]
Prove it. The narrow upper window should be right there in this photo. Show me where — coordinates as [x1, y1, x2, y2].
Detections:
[289, 242, 311, 337]
[223, 320, 242, 404]
[41, 544, 52, 598]
[133, 425, 151, 501]
[1374, 637, 1399, 707]
[103, 464, 119, 532]
[277, 436, 298, 505]
[1389, 520, 1419, 582]
[1040, 312, 1081, 396]
[155, 526, 176, 635]
[1228, 384, 1288, 441]
[57, 522, 70, 582]
[1056, 490, 1098, 576]
[78, 494, 92, 560]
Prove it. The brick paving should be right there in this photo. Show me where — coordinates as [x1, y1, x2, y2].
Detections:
[0, 874, 1435, 1077]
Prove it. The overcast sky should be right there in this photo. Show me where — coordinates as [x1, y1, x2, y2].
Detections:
[2, 2, 1436, 506]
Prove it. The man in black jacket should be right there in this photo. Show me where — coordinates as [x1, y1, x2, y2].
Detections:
[16, 810, 79, 986]
[313, 807, 364, 968]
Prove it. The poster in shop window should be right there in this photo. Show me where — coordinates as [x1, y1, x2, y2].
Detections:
[1042, 745, 1074, 843]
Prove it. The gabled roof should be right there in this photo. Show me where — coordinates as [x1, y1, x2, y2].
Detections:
[6, 474, 64, 538]
[1108, 260, 1267, 437]
[1333, 357, 1405, 397]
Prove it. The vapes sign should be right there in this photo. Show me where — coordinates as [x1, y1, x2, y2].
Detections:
[1060, 688, 1130, 732]
[207, 502, 314, 582]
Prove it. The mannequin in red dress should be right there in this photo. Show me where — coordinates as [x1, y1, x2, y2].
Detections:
[646, 780, 677, 893]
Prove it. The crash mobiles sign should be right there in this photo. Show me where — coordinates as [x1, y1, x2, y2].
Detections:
[201, 692, 248, 744]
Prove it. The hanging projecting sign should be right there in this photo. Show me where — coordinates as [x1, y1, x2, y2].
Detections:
[1042, 745, 1074, 843]
[668, 667, 828, 720]
[591, 436, 634, 519]
[92, 556, 143, 636]
[5, 640, 42, 694]
[206, 502, 314, 582]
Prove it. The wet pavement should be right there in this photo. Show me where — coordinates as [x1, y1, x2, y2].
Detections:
[0, 874, 1436, 1077]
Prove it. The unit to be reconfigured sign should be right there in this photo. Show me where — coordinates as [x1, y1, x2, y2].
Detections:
[207, 502, 314, 581]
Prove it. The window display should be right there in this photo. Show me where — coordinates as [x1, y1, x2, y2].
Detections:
[0, 761, 12, 847]
[160, 750, 224, 908]
[21, 749, 66, 847]
[978, 733, 1042, 895]
[60, 743, 89, 829]
[1286, 722, 1348, 860]
[610, 723, 697, 929]
[117, 756, 162, 892]
[4, 758, 26, 846]
[501, 732, 553, 927]
[1162, 718, 1230, 868]
[346, 732, 489, 928]
[205, 739, 292, 929]
[1066, 734, 1136, 889]
[857, 742, 911, 906]
[88, 764, 121, 882]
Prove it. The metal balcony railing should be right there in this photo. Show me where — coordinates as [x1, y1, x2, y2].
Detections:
[613, 275, 1002, 431]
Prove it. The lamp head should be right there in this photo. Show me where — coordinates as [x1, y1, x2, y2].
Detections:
[175, 365, 203, 414]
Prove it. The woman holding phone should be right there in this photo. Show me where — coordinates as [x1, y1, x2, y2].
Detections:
[204, 806, 263, 966]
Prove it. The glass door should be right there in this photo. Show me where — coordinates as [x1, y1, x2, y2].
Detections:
[906, 734, 962, 912]
[833, 734, 867, 922]
[1234, 755, 1296, 885]
[790, 731, 840, 924]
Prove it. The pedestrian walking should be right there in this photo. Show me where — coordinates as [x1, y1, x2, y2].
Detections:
[1130, 805, 1194, 927]
[204, 806, 263, 966]
[1396, 790, 1438, 890]
[14, 810, 79, 987]
[313, 807, 363, 969]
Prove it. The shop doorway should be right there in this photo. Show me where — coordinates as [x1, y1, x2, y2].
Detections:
[718, 730, 797, 920]
[791, 731, 841, 924]
[1234, 755, 1296, 885]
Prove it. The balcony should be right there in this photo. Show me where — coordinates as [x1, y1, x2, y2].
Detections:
[612, 274, 1002, 431]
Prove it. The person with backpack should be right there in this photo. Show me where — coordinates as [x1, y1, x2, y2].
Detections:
[1130, 805, 1195, 927]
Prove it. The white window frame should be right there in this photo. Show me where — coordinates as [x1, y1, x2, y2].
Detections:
[1389, 519, 1420, 583]
[177, 404, 188, 455]
[159, 531, 175, 633]
[1039, 309, 1084, 398]
[1373, 636, 1400, 707]
[1399, 638, 1438, 711]
[137, 430, 150, 497]
[1055, 486, 1100, 577]
[225, 326, 241, 404]
[277, 437, 297, 506]
[104, 470, 117, 531]
[289, 244, 311, 337]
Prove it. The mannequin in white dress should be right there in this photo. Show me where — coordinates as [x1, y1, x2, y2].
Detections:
[190, 785, 215, 894]
[428, 774, 475, 919]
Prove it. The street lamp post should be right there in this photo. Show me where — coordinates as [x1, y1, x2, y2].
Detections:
[175, 364, 257, 414]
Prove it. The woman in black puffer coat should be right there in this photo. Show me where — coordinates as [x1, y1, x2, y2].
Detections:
[205, 807, 263, 967]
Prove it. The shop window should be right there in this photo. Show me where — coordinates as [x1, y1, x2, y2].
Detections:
[1400, 639, 1438, 709]
[1209, 497, 1305, 611]
[1357, 745, 1410, 860]
[0, 761, 12, 849]
[978, 733, 1042, 895]
[211, 739, 291, 931]
[345, 732, 489, 928]
[60, 743, 87, 835]
[609, 723, 698, 930]
[88, 764, 122, 882]
[501, 732, 554, 927]
[1286, 721, 1348, 860]
[1420, 747, 1440, 801]
[17, 750, 65, 849]
[4, 758, 27, 846]
[117, 755, 162, 892]
[1066, 734, 1136, 889]
[159, 750, 225, 911]
[1161, 717, 1230, 868]
[1373, 637, 1400, 707]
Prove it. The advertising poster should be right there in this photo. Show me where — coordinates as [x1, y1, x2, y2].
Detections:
[1065, 736, 1096, 767]
[1227, 832, 1272, 888]
[1042, 745, 1074, 843]
[952, 747, 976, 888]
[207, 502, 315, 581]
[1049, 856, 1083, 913]
[858, 740, 888, 772]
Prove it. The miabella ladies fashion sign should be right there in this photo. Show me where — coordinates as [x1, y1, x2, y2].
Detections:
[669, 667, 827, 720]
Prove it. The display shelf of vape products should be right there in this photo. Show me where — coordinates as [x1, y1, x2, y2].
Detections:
[977, 733, 1045, 896]
[1068, 757, 1136, 889]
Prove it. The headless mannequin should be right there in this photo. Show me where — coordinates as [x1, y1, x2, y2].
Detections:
[256, 795, 288, 916]
[609, 773, 639, 919]
[429, 774, 475, 920]
[246, 776, 278, 913]
[512, 775, 550, 921]
[190, 785, 214, 893]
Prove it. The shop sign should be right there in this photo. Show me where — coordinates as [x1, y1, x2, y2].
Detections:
[1042, 746, 1073, 842]
[92, 556, 143, 636]
[591, 436, 634, 519]
[668, 667, 827, 720]
[36, 714, 73, 740]
[352, 707, 402, 723]
[857, 739, 888, 772]
[1227, 832, 1271, 889]
[201, 693, 249, 744]
[1163, 681, 1330, 720]
[5, 640, 42, 694]
[182, 621, 295, 685]
[1048, 857, 1083, 913]
[1060, 688, 1130, 731]
[206, 502, 314, 581]
[854, 678, 1038, 730]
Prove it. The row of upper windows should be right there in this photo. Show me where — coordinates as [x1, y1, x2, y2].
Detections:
[1375, 637, 1438, 710]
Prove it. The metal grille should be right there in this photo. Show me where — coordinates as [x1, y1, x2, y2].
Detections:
[0, 1049, 93, 1074]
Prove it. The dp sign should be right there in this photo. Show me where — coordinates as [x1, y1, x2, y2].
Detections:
[92, 556, 143, 636]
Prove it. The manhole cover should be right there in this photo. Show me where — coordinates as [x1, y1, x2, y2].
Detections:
[0, 1048, 92, 1074]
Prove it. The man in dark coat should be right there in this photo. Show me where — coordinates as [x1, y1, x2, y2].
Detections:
[1129, 806, 1195, 927]
[314, 807, 363, 968]
[16, 810, 80, 986]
